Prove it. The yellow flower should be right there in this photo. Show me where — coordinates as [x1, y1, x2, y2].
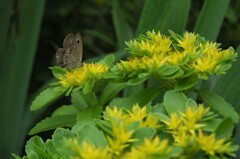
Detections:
[107, 122, 135, 157]
[124, 136, 170, 159]
[173, 130, 197, 147]
[143, 114, 161, 128]
[197, 130, 233, 156]
[179, 32, 197, 52]
[116, 57, 141, 72]
[104, 107, 126, 121]
[58, 63, 109, 88]
[167, 51, 187, 66]
[66, 139, 111, 159]
[127, 104, 147, 122]
[163, 112, 182, 130]
[83, 63, 109, 76]
[59, 68, 88, 88]
[181, 104, 209, 131]
[146, 30, 172, 54]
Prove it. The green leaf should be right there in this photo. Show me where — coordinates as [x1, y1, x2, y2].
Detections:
[71, 90, 97, 111]
[98, 54, 116, 66]
[185, 99, 197, 108]
[112, 0, 133, 50]
[49, 66, 67, 79]
[99, 82, 126, 106]
[127, 76, 148, 86]
[30, 86, 67, 111]
[155, 65, 183, 79]
[214, 118, 234, 139]
[136, 0, 190, 35]
[194, 0, 230, 41]
[52, 128, 75, 156]
[109, 87, 162, 109]
[29, 115, 76, 135]
[201, 118, 222, 132]
[163, 90, 187, 115]
[45, 140, 60, 157]
[0, 0, 46, 156]
[25, 136, 52, 159]
[132, 128, 156, 146]
[83, 79, 95, 94]
[123, 83, 144, 98]
[52, 105, 79, 116]
[25, 136, 44, 155]
[77, 105, 102, 122]
[196, 89, 239, 123]
[175, 76, 199, 91]
[72, 123, 108, 147]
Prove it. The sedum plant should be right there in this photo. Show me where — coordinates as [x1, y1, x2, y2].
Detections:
[15, 31, 239, 159]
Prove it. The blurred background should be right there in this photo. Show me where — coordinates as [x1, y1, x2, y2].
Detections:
[1, 0, 240, 158]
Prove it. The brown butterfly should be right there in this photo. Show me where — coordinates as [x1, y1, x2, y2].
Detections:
[56, 33, 83, 68]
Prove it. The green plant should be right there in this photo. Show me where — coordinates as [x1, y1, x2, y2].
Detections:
[15, 31, 239, 158]
[2, 0, 240, 158]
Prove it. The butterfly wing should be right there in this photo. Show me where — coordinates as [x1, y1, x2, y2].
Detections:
[56, 33, 83, 68]
[55, 48, 64, 67]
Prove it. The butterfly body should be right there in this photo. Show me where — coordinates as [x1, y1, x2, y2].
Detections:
[56, 33, 83, 68]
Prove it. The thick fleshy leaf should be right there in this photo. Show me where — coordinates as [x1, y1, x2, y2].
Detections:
[25, 136, 51, 159]
[163, 90, 187, 115]
[83, 79, 95, 94]
[77, 104, 102, 122]
[201, 118, 222, 132]
[127, 76, 149, 86]
[99, 82, 126, 106]
[98, 54, 116, 66]
[72, 123, 108, 147]
[71, 90, 97, 111]
[29, 115, 76, 135]
[52, 128, 75, 156]
[214, 118, 234, 139]
[49, 66, 67, 79]
[155, 65, 184, 79]
[196, 89, 239, 123]
[175, 76, 199, 91]
[52, 105, 79, 116]
[132, 128, 156, 146]
[30, 86, 67, 111]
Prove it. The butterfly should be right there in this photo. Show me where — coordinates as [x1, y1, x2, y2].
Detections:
[56, 33, 83, 68]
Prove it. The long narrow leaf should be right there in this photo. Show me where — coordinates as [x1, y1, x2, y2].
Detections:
[29, 115, 76, 135]
[194, 0, 230, 41]
[0, 0, 45, 157]
[112, 0, 133, 50]
[136, 0, 190, 35]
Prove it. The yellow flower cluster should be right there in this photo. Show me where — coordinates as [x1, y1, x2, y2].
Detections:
[117, 31, 237, 79]
[66, 138, 111, 159]
[58, 63, 109, 88]
[64, 104, 237, 158]
[163, 104, 234, 156]
[124, 136, 171, 159]
[65, 104, 164, 159]
[103, 104, 161, 157]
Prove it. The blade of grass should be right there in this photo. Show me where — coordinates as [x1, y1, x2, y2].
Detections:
[136, 0, 191, 36]
[0, 0, 45, 158]
[112, 0, 133, 50]
[194, 0, 230, 41]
